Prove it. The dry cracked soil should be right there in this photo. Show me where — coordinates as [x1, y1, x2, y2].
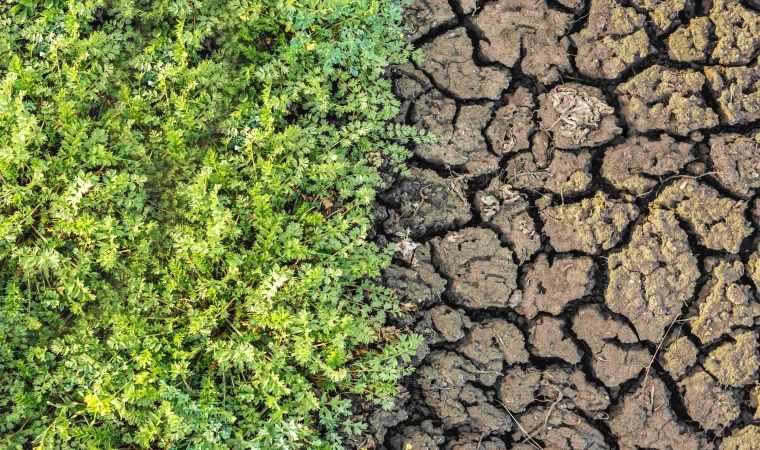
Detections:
[352, 0, 760, 448]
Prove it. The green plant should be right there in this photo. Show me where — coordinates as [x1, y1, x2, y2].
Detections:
[0, 0, 430, 448]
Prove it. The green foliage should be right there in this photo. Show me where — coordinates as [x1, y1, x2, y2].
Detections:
[0, 0, 430, 447]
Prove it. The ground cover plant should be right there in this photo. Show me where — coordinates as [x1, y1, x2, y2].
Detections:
[0, 0, 430, 448]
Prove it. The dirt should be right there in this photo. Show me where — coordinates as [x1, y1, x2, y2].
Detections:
[660, 335, 698, 380]
[704, 330, 760, 387]
[573, 304, 653, 387]
[709, 133, 760, 198]
[416, 351, 487, 427]
[383, 242, 446, 309]
[668, 17, 714, 62]
[448, 437, 507, 450]
[419, 28, 509, 101]
[457, 320, 528, 386]
[390, 425, 444, 449]
[606, 209, 700, 343]
[653, 179, 753, 253]
[499, 366, 611, 448]
[403, 0, 456, 42]
[411, 90, 500, 174]
[505, 149, 593, 196]
[471, 0, 573, 84]
[632, 0, 693, 34]
[366, 0, 760, 447]
[428, 305, 468, 343]
[721, 425, 760, 449]
[379, 168, 472, 239]
[610, 376, 709, 449]
[540, 192, 639, 255]
[615, 65, 719, 136]
[571, 0, 652, 79]
[750, 243, 760, 289]
[679, 368, 742, 432]
[431, 228, 521, 309]
[528, 315, 582, 363]
[393, 63, 433, 100]
[499, 366, 542, 414]
[601, 134, 694, 195]
[485, 88, 535, 156]
[705, 63, 760, 126]
[512, 404, 609, 449]
[690, 258, 760, 344]
[710, 0, 760, 65]
[474, 179, 540, 264]
[517, 253, 595, 319]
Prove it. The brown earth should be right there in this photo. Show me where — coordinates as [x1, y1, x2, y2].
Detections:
[359, 0, 760, 447]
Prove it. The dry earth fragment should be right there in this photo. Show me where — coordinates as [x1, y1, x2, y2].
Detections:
[383, 243, 446, 308]
[471, 0, 573, 83]
[403, 0, 456, 41]
[705, 63, 760, 125]
[499, 366, 610, 417]
[418, 352, 506, 429]
[462, 402, 513, 436]
[431, 228, 521, 309]
[601, 134, 694, 195]
[557, 0, 585, 11]
[429, 305, 467, 343]
[538, 83, 621, 149]
[475, 180, 540, 264]
[572, 305, 652, 387]
[457, 320, 529, 386]
[528, 315, 582, 363]
[632, 0, 693, 33]
[749, 245, 760, 290]
[499, 366, 541, 414]
[711, 0, 760, 65]
[572, 0, 652, 79]
[512, 403, 610, 449]
[411, 89, 500, 175]
[705, 331, 760, 387]
[485, 87, 535, 156]
[690, 258, 760, 344]
[419, 28, 509, 100]
[615, 65, 719, 136]
[505, 149, 593, 196]
[606, 209, 700, 343]
[540, 192, 639, 255]
[540, 367, 611, 413]
[660, 335, 698, 380]
[709, 133, 760, 198]
[447, 437, 506, 450]
[680, 368, 742, 432]
[653, 179, 752, 253]
[393, 63, 433, 100]
[610, 376, 708, 449]
[517, 253, 595, 319]
[668, 17, 714, 63]
[389, 426, 443, 450]
[379, 168, 472, 239]
[721, 425, 760, 449]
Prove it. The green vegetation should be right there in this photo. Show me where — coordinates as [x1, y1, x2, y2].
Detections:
[0, 0, 430, 447]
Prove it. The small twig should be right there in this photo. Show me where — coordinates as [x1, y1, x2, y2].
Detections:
[497, 400, 544, 450]
[643, 314, 680, 387]
[543, 386, 564, 429]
